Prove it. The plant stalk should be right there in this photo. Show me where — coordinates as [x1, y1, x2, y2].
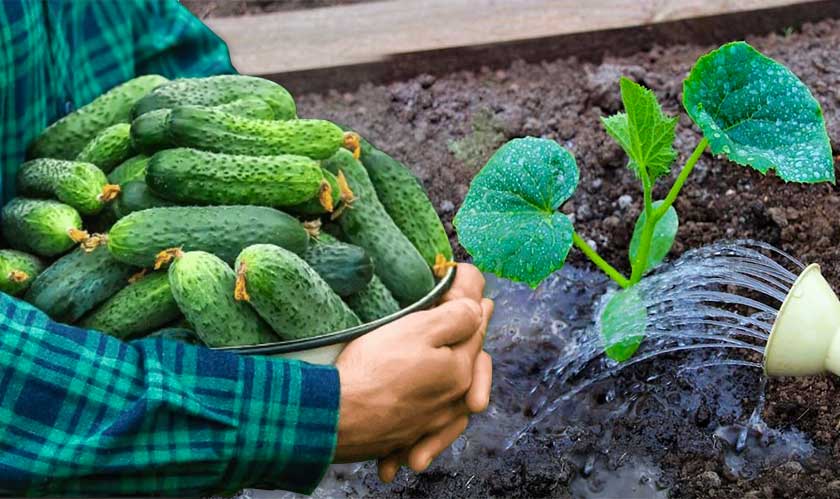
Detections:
[629, 168, 656, 283]
[572, 231, 630, 288]
[654, 137, 709, 219]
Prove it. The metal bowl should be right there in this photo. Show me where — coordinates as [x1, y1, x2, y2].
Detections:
[214, 266, 457, 364]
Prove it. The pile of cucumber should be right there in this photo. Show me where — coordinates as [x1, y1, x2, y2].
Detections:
[1, 74, 453, 347]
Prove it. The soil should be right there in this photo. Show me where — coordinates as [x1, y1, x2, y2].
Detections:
[291, 17, 840, 498]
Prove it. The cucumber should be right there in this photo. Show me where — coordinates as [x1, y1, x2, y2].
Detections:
[17, 159, 115, 215]
[303, 233, 373, 296]
[0, 250, 45, 296]
[130, 98, 275, 153]
[107, 205, 309, 267]
[168, 250, 278, 347]
[356, 135, 453, 267]
[236, 244, 360, 340]
[24, 245, 135, 323]
[323, 149, 435, 305]
[144, 327, 203, 345]
[132, 75, 296, 120]
[75, 123, 134, 173]
[288, 168, 342, 215]
[108, 155, 149, 185]
[29, 75, 168, 159]
[79, 271, 181, 339]
[111, 181, 175, 219]
[146, 148, 323, 207]
[2, 198, 85, 257]
[168, 106, 344, 159]
[345, 275, 401, 323]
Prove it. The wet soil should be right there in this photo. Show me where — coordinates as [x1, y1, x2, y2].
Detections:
[292, 17, 840, 498]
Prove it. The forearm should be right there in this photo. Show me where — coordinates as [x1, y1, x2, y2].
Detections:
[0, 293, 338, 496]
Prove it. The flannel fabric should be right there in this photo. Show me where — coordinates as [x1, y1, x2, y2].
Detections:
[0, 0, 236, 204]
[0, 1, 341, 495]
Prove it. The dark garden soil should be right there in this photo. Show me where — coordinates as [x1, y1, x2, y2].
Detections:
[290, 17, 840, 498]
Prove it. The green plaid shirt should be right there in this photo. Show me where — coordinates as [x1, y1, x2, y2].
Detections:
[0, 1, 340, 495]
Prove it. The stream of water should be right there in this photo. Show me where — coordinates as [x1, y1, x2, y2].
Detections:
[250, 240, 816, 499]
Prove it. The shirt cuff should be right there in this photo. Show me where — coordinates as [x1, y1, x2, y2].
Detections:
[227, 356, 340, 495]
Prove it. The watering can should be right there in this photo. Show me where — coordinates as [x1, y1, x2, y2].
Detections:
[765, 263, 840, 377]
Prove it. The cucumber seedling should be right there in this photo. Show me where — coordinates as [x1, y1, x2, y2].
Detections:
[455, 42, 835, 360]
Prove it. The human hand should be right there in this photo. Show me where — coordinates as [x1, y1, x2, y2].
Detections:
[333, 263, 492, 466]
[374, 264, 493, 481]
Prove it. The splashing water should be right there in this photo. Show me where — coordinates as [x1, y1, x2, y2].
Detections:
[249, 240, 814, 499]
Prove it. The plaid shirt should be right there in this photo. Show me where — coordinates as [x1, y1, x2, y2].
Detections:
[0, 1, 341, 495]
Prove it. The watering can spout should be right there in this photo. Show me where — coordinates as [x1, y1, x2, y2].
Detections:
[765, 264, 840, 377]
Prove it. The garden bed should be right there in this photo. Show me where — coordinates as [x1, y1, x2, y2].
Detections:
[285, 17, 840, 498]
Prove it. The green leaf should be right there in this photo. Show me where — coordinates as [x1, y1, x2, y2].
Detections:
[629, 200, 679, 273]
[600, 287, 647, 362]
[683, 41, 834, 183]
[454, 137, 578, 287]
[601, 77, 678, 180]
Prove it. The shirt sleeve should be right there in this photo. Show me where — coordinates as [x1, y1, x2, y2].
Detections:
[131, 0, 238, 78]
[0, 292, 339, 497]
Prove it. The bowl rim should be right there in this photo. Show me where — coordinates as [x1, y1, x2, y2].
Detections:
[213, 266, 457, 355]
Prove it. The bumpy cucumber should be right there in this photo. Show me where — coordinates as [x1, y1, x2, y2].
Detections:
[79, 271, 181, 339]
[236, 244, 360, 340]
[168, 250, 278, 347]
[356, 135, 453, 267]
[130, 98, 275, 153]
[146, 148, 323, 207]
[2, 198, 84, 257]
[303, 233, 373, 296]
[107, 205, 309, 267]
[17, 159, 114, 215]
[29, 75, 168, 159]
[144, 327, 203, 345]
[132, 75, 296, 120]
[108, 155, 149, 185]
[24, 246, 135, 323]
[345, 275, 401, 323]
[168, 106, 344, 159]
[111, 181, 175, 219]
[75, 123, 134, 173]
[0, 250, 45, 297]
[288, 168, 342, 215]
[324, 149, 434, 305]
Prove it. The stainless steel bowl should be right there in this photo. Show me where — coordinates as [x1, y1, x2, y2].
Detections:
[214, 266, 457, 364]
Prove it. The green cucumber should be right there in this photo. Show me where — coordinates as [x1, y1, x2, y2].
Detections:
[144, 327, 203, 345]
[236, 244, 360, 340]
[0, 250, 45, 296]
[324, 149, 435, 305]
[79, 271, 181, 339]
[345, 275, 401, 323]
[75, 123, 134, 173]
[2, 198, 85, 257]
[168, 106, 344, 159]
[17, 159, 114, 215]
[129, 98, 275, 153]
[24, 245, 135, 323]
[146, 148, 323, 207]
[357, 135, 453, 266]
[111, 181, 175, 219]
[288, 168, 342, 215]
[168, 250, 278, 347]
[132, 75, 296, 120]
[108, 155, 149, 185]
[107, 205, 309, 267]
[303, 233, 373, 297]
[29, 75, 168, 159]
